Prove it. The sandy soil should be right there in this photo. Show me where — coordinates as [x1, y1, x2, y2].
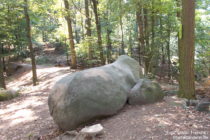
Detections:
[0, 66, 209, 140]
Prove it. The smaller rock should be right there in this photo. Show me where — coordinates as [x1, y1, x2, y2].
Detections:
[194, 97, 210, 112]
[196, 102, 210, 112]
[54, 124, 104, 140]
[80, 124, 104, 136]
[128, 79, 164, 105]
[164, 90, 178, 96]
[186, 99, 199, 106]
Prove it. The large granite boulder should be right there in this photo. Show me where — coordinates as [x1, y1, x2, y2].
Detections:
[48, 55, 140, 131]
[128, 79, 164, 105]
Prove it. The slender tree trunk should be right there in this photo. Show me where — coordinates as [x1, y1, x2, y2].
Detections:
[144, 8, 149, 51]
[81, 16, 85, 40]
[178, 0, 195, 99]
[136, 8, 145, 65]
[160, 16, 165, 64]
[136, 12, 141, 64]
[151, 9, 155, 51]
[91, 0, 105, 64]
[128, 30, 132, 57]
[167, 16, 171, 79]
[42, 31, 45, 42]
[176, 0, 181, 73]
[144, 8, 150, 74]
[85, 0, 93, 59]
[24, 0, 38, 86]
[0, 44, 6, 89]
[63, 0, 77, 69]
[106, 29, 112, 64]
[119, 0, 124, 55]
[105, 3, 112, 63]
[1, 46, 6, 72]
[74, 18, 80, 44]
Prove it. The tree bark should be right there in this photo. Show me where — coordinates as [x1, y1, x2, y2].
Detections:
[119, 0, 124, 55]
[178, 0, 195, 99]
[167, 15, 171, 79]
[151, 5, 155, 51]
[106, 28, 112, 64]
[128, 30, 132, 57]
[136, 8, 145, 65]
[85, 0, 93, 59]
[144, 8, 149, 51]
[176, 0, 181, 73]
[24, 0, 38, 86]
[105, 5, 112, 64]
[63, 0, 77, 69]
[160, 16, 165, 64]
[0, 44, 6, 89]
[91, 0, 105, 64]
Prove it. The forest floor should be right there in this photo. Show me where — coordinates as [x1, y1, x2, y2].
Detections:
[0, 65, 209, 140]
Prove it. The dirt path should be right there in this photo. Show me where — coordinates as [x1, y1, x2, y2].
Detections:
[99, 97, 210, 140]
[0, 66, 71, 140]
[0, 66, 209, 140]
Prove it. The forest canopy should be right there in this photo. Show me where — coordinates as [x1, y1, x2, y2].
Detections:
[0, 0, 209, 93]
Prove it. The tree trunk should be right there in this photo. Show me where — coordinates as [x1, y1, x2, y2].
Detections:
[91, 0, 105, 64]
[160, 16, 165, 64]
[119, 0, 124, 55]
[63, 0, 77, 69]
[0, 44, 6, 89]
[1, 46, 6, 72]
[85, 0, 93, 59]
[167, 16, 171, 79]
[144, 8, 149, 51]
[74, 18, 80, 44]
[81, 16, 85, 40]
[128, 30, 132, 57]
[144, 8, 150, 74]
[24, 0, 38, 86]
[105, 6, 112, 64]
[178, 0, 195, 99]
[106, 28, 112, 64]
[151, 8, 155, 52]
[176, 0, 181, 74]
[136, 8, 145, 65]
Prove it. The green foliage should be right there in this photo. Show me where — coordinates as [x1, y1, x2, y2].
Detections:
[0, 89, 19, 101]
[36, 56, 52, 65]
[76, 37, 98, 58]
[0, 0, 209, 78]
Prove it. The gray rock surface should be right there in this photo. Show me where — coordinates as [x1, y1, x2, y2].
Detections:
[48, 55, 140, 131]
[128, 79, 164, 105]
[196, 98, 210, 112]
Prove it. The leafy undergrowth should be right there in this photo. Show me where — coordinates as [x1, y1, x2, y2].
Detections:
[0, 65, 209, 140]
[0, 89, 19, 101]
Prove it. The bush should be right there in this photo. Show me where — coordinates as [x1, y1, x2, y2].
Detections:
[36, 56, 52, 65]
[0, 89, 19, 101]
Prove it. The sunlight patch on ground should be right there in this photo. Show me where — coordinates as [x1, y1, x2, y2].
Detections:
[7, 66, 71, 91]
[0, 96, 45, 115]
[8, 109, 37, 126]
[143, 114, 174, 127]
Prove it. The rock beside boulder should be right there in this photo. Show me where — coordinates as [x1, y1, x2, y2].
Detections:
[54, 124, 104, 140]
[195, 98, 210, 112]
[80, 124, 104, 136]
[48, 55, 140, 131]
[128, 79, 164, 105]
